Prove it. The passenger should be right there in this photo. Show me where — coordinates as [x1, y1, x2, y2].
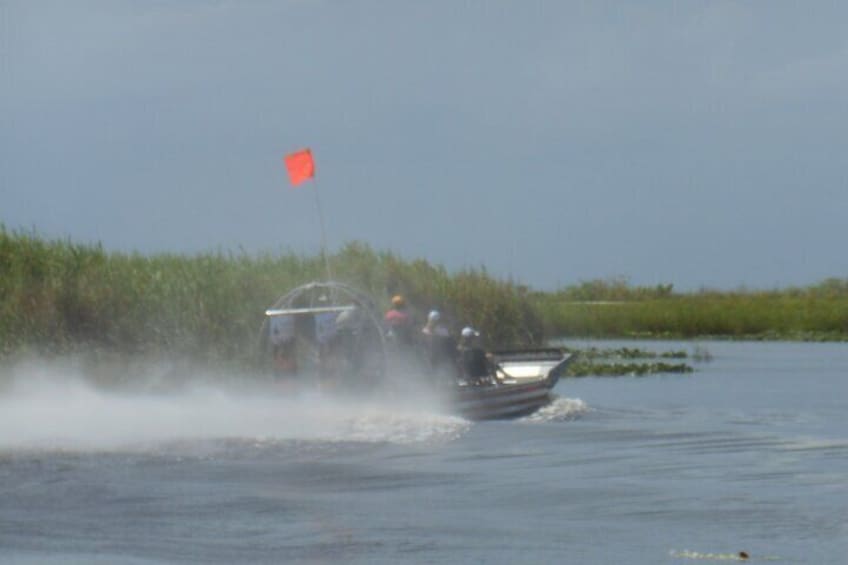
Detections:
[334, 307, 364, 374]
[421, 310, 455, 373]
[384, 294, 414, 347]
[270, 315, 297, 377]
[272, 338, 297, 376]
[457, 326, 493, 385]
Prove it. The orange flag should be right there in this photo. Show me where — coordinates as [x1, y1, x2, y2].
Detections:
[284, 148, 315, 187]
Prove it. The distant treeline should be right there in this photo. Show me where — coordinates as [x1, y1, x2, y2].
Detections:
[2, 230, 847, 367]
[533, 276, 848, 340]
[0, 229, 542, 365]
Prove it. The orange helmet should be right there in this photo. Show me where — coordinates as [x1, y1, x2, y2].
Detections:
[391, 295, 405, 307]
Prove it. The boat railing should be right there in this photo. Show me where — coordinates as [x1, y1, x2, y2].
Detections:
[491, 348, 567, 362]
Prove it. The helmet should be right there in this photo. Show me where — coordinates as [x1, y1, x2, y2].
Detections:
[461, 327, 479, 339]
[391, 295, 405, 307]
[428, 310, 441, 322]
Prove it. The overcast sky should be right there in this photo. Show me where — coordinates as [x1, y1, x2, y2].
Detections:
[2, 1, 847, 290]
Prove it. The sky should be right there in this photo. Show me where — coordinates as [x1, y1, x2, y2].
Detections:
[2, 1, 847, 291]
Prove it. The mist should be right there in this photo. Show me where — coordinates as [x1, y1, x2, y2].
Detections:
[0, 359, 468, 451]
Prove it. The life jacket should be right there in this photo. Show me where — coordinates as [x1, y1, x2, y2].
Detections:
[384, 308, 410, 327]
[385, 308, 413, 344]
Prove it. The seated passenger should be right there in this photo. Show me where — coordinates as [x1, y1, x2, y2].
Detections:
[421, 310, 455, 373]
[457, 327, 493, 385]
[334, 307, 364, 373]
[273, 338, 297, 376]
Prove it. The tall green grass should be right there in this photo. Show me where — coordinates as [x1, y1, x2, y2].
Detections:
[534, 278, 848, 340]
[0, 230, 543, 365]
[2, 230, 846, 370]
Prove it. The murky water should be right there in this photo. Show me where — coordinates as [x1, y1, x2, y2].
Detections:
[1, 341, 846, 563]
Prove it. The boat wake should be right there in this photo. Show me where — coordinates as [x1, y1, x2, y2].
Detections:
[520, 395, 589, 423]
[0, 363, 469, 452]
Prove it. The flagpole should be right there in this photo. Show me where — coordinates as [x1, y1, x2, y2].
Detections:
[310, 177, 334, 282]
[284, 148, 332, 282]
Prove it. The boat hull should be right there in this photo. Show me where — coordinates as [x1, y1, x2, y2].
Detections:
[450, 351, 571, 420]
[452, 379, 558, 420]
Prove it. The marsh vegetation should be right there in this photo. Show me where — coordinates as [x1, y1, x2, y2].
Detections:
[0, 230, 542, 367]
[2, 230, 845, 376]
[534, 276, 848, 341]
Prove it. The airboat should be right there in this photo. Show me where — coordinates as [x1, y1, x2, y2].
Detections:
[260, 281, 572, 420]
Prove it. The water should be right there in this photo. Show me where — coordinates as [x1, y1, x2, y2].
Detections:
[1, 341, 847, 564]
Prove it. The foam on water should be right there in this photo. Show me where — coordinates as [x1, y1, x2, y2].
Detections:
[0, 362, 469, 451]
[669, 549, 781, 561]
[520, 394, 589, 423]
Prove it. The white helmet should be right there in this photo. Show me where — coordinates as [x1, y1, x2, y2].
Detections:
[461, 327, 479, 339]
[428, 310, 441, 322]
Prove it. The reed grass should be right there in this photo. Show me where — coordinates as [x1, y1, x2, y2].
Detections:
[534, 277, 848, 340]
[0, 230, 543, 366]
[2, 230, 846, 371]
